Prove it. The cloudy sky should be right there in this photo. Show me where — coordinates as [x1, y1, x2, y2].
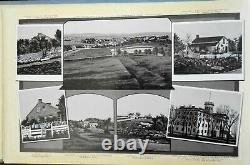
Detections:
[117, 94, 170, 117]
[64, 18, 171, 34]
[17, 24, 62, 40]
[19, 86, 64, 121]
[171, 85, 242, 113]
[67, 94, 113, 121]
[174, 20, 243, 42]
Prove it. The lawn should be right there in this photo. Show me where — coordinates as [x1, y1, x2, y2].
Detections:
[64, 48, 112, 61]
[63, 57, 140, 89]
[63, 49, 172, 89]
[63, 127, 113, 152]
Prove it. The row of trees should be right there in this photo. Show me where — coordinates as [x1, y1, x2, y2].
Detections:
[17, 29, 61, 56]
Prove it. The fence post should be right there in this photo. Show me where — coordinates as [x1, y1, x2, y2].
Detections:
[29, 127, 32, 138]
[51, 123, 53, 138]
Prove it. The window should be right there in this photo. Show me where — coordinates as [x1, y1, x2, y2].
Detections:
[181, 127, 184, 131]
[204, 130, 207, 133]
[193, 129, 196, 132]
[176, 127, 178, 131]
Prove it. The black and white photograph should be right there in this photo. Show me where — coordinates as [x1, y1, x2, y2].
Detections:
[63, 18, 172, 90]
[17, 24, 63, 81]
[18, 86, 69, 143]
[64, 94, 114, 152]
[117, 94, 170, 153]
[168, 85, 242, 146]
[173, 20, 244, 81]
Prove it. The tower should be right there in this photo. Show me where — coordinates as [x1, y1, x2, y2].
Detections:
[204, 91, 214, 114]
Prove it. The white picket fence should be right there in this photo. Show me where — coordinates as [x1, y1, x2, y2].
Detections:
[21, 124, 69, 141]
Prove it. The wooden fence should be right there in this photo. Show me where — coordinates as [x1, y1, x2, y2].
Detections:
[21, 124, 69, 141]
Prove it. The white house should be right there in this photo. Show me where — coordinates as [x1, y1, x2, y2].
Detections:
[189, 35, 229, 54]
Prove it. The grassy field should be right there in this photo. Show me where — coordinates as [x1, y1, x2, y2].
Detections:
[64, 48, 111, 60]
[63, 48, 172, 90]
[63, 127, 113, 152]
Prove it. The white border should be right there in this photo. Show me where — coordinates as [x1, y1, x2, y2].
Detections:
[172, 20, 245, 81]
[18, 86, 70, 144]
[166, 85, 243, 147]
[16, 24, 63, 81]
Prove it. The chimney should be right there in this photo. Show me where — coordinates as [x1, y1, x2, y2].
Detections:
[196, 35, 199, 39]
[38, 99, 42, 104]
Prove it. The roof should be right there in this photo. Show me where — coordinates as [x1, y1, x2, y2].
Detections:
[190, 36, 225, 46]
[26, 100, 60, 121]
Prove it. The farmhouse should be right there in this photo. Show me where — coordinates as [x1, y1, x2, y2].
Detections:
[170, 100, 230, 139]
[189, 35, 229, 54]
[26, 99, 61, 122]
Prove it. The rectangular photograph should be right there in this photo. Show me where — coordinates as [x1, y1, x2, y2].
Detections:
[17, 24, 63, 81]
[63, 18, 172, 90]
[18, 86, 69, 143]
[64, 94, 114, 152]
[168, 85, 242, 146]
[173, 20, 244, 81]
[117, 94, 170, 153]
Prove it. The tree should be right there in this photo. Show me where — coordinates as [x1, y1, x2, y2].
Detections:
[216, 105, 239, 142]
[228, 39, 236, 52]
[174, 33, 185, 54]
[104, 118, 111, 134]
[56, 95, 66, 121]
[51, 38, 60, 52]
[237, 35, 242, 52]
[169, 105, 177, 134]
[21, 117, 29, 126]
[117, 48, 121, 55]
[184, 33, 192, 46]
[29, 39, 39, 53]
[152, 47, 158, 55]
[135, 112, 141, 117]
[134, 49, 138, 54]
[54, 29, 61, 43]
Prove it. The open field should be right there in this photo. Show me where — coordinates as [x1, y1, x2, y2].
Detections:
[63, 48, 172, 90]
[63, 126, 113, 152]
[64, 48, 111, 60]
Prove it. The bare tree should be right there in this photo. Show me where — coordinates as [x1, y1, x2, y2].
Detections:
[169, 105, 177, 134]
[216, 105, 239, 142]
[184, 33, 192, 46]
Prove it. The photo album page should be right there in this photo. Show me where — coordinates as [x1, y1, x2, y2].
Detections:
[1, 0, 250, 164]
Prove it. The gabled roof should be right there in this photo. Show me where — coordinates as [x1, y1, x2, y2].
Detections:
[190, 36, 225, 46]
[26, 100, 60, 121]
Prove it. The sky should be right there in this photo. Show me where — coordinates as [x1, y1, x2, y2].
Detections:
[67, 94, 113, 121]
[171, 86, 242, 113]
[64, 18, 171, 35]
[18, 86, 64, 121]
[117, 94, 170, 117]
[17, 25, 62, 40]
[174, 21, 243, 42]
